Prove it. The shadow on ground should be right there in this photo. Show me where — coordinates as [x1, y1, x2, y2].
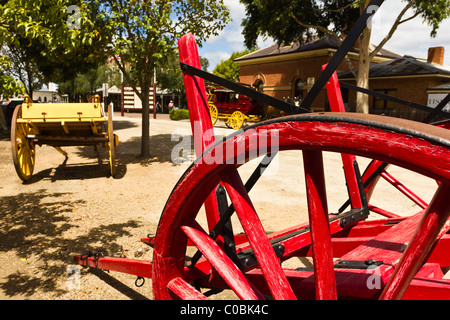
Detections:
[0, 190, 144, 298]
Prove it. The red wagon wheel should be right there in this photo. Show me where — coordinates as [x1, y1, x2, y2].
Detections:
[152, 112, 450, 300]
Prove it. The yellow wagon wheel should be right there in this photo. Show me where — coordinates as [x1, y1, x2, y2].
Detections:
[107, 104, 118, 177]
[228, 110, 245, 130]
[209, 103, 218, 125]
[11, 104, 35, 181]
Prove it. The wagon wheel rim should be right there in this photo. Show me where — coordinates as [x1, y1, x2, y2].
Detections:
[229, 111, 244, 130]
[107, 104, 116, 177]
[10, 104, 35, 181]
[152, 113, 450, 300]
[209, 103, 218, 125]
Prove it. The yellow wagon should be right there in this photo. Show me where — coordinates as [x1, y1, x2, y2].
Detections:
[10, 95, 118, 181]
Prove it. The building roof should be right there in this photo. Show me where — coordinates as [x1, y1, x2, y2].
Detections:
[428, 82, 450, 92]
[235, 36, 401, 63]
[338, 55, 450, 79]
[35, 82, 58, 93]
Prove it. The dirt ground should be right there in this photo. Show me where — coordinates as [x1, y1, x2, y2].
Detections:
[0, 111, 439, 300]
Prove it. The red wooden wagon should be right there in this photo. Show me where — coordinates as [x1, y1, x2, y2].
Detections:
[74, 0, 450, 300]
[207, 85, 266, 130]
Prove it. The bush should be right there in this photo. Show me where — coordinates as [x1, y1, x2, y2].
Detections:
[169, 109, 190, 120]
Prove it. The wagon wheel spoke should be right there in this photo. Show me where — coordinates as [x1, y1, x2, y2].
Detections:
[209, 104, 218, 125]
[229, 111, 244, 130]
[181, 219, 264, 300]
[302, 150, 337, 299]
[221, 169, 297, 300]
[167, 277, 208, 300]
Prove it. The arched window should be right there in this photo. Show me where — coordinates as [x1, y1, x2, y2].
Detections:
[253, 79, 264, 92]
[293, 78, 304, 102]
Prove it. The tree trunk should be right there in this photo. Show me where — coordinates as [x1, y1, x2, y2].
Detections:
[356, 0, 372, 114]
[140, 81, 151, 157]
[0, 107, 7, 130]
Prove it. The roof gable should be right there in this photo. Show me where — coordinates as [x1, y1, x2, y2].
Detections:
[235, 36, 400, 62]
[338, 55, 450, 79]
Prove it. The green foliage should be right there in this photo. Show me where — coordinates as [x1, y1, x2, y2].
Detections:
[169, 108, 190, 120]
[0, 56, 24, 97]
[97, 0, 231, 97]
[240, 0, 450, 49]
[95, 0, 230, 156]
[213, 49, 252, 82]
[413, 0, 450, 37]
[0, 0, 230, 156]
[0, 0, 109, 96]
[240, 0, 360, 49]
[57, 64, 119, 102]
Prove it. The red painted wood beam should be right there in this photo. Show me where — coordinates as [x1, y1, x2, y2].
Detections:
[380, 183, 450, 300]
[74, 255, 152, 278]
[303, 150, 337, 299]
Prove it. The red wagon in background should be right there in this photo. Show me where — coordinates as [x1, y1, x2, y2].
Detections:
[207, 85, 266, 130]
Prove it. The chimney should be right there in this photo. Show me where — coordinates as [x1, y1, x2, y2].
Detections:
[427, 46, 445, 65]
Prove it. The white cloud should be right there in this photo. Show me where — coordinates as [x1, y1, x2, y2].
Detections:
[370, 0, 450, 64]
[199, 0, 249, 70]
[203, 50, 232, 71]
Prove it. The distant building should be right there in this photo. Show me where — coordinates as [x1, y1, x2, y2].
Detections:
[235, 36, 399, 112]
[338, 46, 450, 120]
[33, 83, 62, 103]
[235, 37, 449, 120]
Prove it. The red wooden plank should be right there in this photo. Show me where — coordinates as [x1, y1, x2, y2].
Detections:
[302, 150, 337, 299]
[402, 277, 450, 300]
[180, 219, 264, 300]
[167, 277, 208, 300]
[333, 216, 406, 238]
[331, 236, 373, 257]
[427, 234, 450, 266]
[178, 33, 221, 235]
[380, 183, 450, 299]
[338, 212, 424, 265]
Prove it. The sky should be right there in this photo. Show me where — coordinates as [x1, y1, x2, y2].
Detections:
[198, 0, 450, 72]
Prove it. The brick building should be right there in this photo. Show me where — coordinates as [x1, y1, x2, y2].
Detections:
[235, 36, 399, 111]
[339, 46, 450, 120]
[235, 37, 450, 119]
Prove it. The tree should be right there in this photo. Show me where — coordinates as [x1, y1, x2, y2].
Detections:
[0, 55, 23, 130]
[213, 49, 252, 82]
[1, 37, 46, 98]
[240, 0, 450, 113]
[1, 0, 111, 98]
[96, 0, 230, 157]
[0, 55, 23, 97]
[58, 64, 119, 102]
[156, 52, 209, 110]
